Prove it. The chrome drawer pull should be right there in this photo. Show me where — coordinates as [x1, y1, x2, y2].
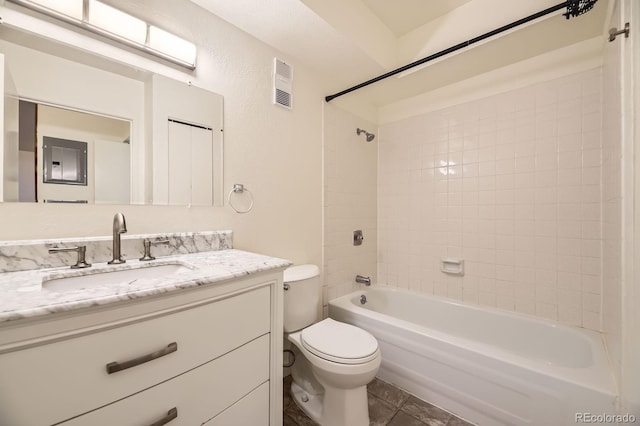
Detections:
[149, 407, 178, 426]
[106, 342, 178, 374]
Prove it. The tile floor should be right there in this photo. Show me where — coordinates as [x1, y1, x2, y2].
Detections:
[283, 376, 475, 426]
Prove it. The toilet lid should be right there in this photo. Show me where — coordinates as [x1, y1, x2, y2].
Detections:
[284, 264, 320, 282]
[300, 319, 379, 365]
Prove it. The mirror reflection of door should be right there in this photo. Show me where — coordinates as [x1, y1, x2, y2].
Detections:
[167, 119, 213, 206]
[15, 100, 131, 204]
[18, 101, 36, 202]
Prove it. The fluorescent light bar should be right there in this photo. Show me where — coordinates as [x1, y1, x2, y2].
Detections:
[28, 0, 83, 20]
[7, 0, 197, 70]
[88, 0, 147, 45]
[149, 26, 196, 67]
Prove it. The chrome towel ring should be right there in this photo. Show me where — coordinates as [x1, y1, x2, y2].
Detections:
[227, 184, 254, 214]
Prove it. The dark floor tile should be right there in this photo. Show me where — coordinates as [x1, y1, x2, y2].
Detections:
[284, 389, 293, 410]
[284, 399, 319, 426]
[388, 410, 429, 426]
[283, 376, 472, 426]
[284, 413, 300, 426]
[283, 375, 293, 410]
[400, 396, 451, 426]
[367, 377, 410, 408]
[368, 393, 397, 426]
[446, 415, 475, 426]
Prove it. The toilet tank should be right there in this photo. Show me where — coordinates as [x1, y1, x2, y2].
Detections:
[283, 264, 320, 332]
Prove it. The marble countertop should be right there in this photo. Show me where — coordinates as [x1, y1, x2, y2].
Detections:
[0, 249, 292, 324]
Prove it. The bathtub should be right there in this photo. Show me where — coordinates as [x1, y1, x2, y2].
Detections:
[329, 287, 617, 426]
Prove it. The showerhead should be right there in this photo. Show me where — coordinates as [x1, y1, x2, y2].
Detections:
[356, 128, 375, 142]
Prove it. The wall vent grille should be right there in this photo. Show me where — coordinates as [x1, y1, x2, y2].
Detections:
[275, 89, 291, 108]
[273, 58, 292, 109]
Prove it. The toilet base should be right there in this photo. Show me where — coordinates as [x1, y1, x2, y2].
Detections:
[291, 381, 323, 422]
[290, 380, 370, 426]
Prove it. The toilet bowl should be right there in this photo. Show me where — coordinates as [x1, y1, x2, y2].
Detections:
[283, 265, 381, 426]
[288, 318, 381, 426]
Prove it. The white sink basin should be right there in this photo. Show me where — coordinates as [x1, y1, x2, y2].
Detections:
[43, 263, 191, 292]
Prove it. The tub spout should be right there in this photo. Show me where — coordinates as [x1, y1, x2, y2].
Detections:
[356, 275, 371, 286]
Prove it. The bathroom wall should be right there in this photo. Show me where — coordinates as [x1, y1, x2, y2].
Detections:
[601, 0, 623, 394]
[378, 68, 603, 330]
[0, 0, 323, 267]
[626, 0, 640, 413]
[322, 103, 377, 315]
[602, 0, 640, 414]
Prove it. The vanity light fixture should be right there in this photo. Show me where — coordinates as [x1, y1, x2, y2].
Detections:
[25, 0, 83, 20]
[148, 25, 197, 68]
[88, 0, 147, 45]
[6, 0, 197, 69]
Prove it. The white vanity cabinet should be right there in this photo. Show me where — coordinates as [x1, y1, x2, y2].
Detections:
[61, 335, 270, 426]
[204, 381, 270, 426]
[0, 271, 284, 426]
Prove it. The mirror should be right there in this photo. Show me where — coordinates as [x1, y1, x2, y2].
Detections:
[14, 101, 131, 204]
[0, 22, 223, 206]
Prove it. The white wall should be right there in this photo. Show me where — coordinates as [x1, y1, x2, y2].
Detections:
[379, 37, 604, 124]
[0, 1, 323, 267]
[378, 68, 604, 330]
[602, 0, 624, 397]
[626, 0, 640, 413]
[601, 0, 640, 414]
[94, 139, 130, 205]
[323, 103, 377, 315]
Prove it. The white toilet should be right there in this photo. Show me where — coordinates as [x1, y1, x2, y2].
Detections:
[284, 264, 381, 426]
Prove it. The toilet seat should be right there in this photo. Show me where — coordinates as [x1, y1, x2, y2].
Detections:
[300, 318, 379, 365]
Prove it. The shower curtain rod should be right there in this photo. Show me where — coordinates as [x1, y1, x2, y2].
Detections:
[325, 1, 571, 102]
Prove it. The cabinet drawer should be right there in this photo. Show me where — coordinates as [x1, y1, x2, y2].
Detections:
[0, 286, 270, 426]
[204, 381, 269, 426]
[61, 334, 270, 426]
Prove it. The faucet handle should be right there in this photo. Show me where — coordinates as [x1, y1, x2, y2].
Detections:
[139, 239, 170, 261]
[49, 245, 92, 269]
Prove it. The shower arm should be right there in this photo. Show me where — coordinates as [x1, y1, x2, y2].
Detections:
[356, 128, 375, 142]
[325, 1, 581, 102]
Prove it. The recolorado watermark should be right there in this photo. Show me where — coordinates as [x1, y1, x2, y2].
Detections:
[576, 413, 637, 423]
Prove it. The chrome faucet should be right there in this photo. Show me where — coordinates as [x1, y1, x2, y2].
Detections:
[356, 275, 371, 286]
[108, 212, 127, 264]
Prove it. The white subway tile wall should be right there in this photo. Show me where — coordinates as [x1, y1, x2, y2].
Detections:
[323, 104, 378, 315]
[378, 68, 603, 330]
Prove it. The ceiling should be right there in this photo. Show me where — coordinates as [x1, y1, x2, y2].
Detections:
[361, 0, 474, 37]
[191, 0, 611, 107]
